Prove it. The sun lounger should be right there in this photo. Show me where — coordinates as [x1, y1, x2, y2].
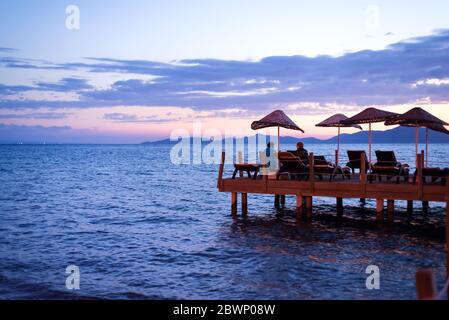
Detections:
[346, 150, 370, 174]
[277, 152, 309, 180]
[312, 155, 351, 181]
[413, 167, 448, 185]
[370, 150, 409, 183]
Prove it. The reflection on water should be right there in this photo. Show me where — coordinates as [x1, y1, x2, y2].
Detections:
[0, 144, 447, 299]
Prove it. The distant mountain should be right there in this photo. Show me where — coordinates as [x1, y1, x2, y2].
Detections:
[142, 126, 449, 145]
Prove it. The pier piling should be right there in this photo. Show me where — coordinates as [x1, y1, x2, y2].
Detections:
[376, 199, 384, 219]
[407, 200, 414, 213]
[422, 201, 429, 212]
[274, 195, 280, 208]
[280, 195, 286, 207]
[242, 193, 248, 216]
[305, 196, 313, 218]
[296, 195, 303, 218]
[416, 268, 437, 300]
[231, 192, 237, 216]
[387, 200, 395, 221]
[336, 197, 343, 216]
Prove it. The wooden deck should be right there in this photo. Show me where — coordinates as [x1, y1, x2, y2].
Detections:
[217, 151, 449, 297]
[218, 151, 449, 205]
[220, 176, 447, 202]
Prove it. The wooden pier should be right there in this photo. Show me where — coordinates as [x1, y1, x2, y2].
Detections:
[217, 151, 449, 298]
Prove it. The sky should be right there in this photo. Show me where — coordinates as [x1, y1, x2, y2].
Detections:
[1, 0, 449, 143]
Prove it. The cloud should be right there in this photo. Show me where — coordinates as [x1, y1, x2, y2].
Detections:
[0, 123, 71, 143]
[103, 112, 139, 122]
[0, 123, 153, 144]
[103, 112, 183, 123]
[35, 77, 93, 92]
[1, 30, 449, 112]
[0, 83, 34, 94]
[0, 112, 71, 119]
[0, 47, 16, 53]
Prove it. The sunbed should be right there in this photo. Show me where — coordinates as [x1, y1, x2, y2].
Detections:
[346, 150, 370, 174]
[370, 150, 409, 183]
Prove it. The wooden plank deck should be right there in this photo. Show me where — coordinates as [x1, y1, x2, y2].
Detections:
[220, 177, 447, 202]
[218, 151, 449, 200]
[217, 151, 449, 298]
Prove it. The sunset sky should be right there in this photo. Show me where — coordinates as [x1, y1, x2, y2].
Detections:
[1, 0, 449, 143]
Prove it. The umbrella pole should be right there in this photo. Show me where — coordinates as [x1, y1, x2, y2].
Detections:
[426, 127, 428, 167]
[278, 126, 280, 152]
[337, 126, 341, 166]
[415, 126, 419, 167]
[368, 123, 372, 165]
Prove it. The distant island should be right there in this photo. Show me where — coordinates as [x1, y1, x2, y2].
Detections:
[142, 126, 449, 145]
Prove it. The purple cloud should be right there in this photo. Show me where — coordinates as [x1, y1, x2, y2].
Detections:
[1, 30, 449, 112]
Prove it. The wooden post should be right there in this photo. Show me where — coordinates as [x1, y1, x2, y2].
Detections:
[238, 151, 243, 178]
[421, 151, 426, 208]
[360, 152, 367, 195]
[335, 149, 339, 167]
[263, 172, 268, 192]
[360, 198, 366, 204]
[337, 197, 343, 216]
[305, 196, 313, 218]
[260, 151, 269, 192]
[231, 192, 238, 216]
[407, 200, 414, 213]
[217, 151, 225, 190]
[241, 193, 248, 216]
[416, 268, 437, 300]
[280, 195, 286, 207]
[296, 195, 303, 218]
[387, 200, 394, 222]
[417, 153, 423, 200]
[415, 127, 419, 167]
[426, 128, 429, 167]
[309, 153, 315, 192]
[376, 199, 384, 219]
[421, 150, 425, 168]
[274, 195, 280, 208]
[446, 199, 449, 298]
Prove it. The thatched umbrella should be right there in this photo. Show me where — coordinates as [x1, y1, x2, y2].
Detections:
[384, 107, 449, 166]
[316, 114, 362, 165]
[251, 110, 304, 151]
[341, 108, 399, 164]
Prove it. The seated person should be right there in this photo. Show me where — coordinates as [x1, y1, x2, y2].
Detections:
[291, 142, 309, 162]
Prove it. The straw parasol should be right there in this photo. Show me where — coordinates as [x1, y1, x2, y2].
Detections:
[251, 110, 304, 151]
[316, 114, 362, 165]
[384, 107, 449, 166]
[341, 108, 399, 164]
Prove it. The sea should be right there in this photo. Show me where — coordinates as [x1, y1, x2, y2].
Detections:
[0, 143, 447, 299]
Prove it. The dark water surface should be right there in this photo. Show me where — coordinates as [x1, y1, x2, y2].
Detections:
[0, 144, 447, 299]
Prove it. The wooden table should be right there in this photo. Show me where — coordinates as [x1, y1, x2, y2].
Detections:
[232, 164, 263, 180]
